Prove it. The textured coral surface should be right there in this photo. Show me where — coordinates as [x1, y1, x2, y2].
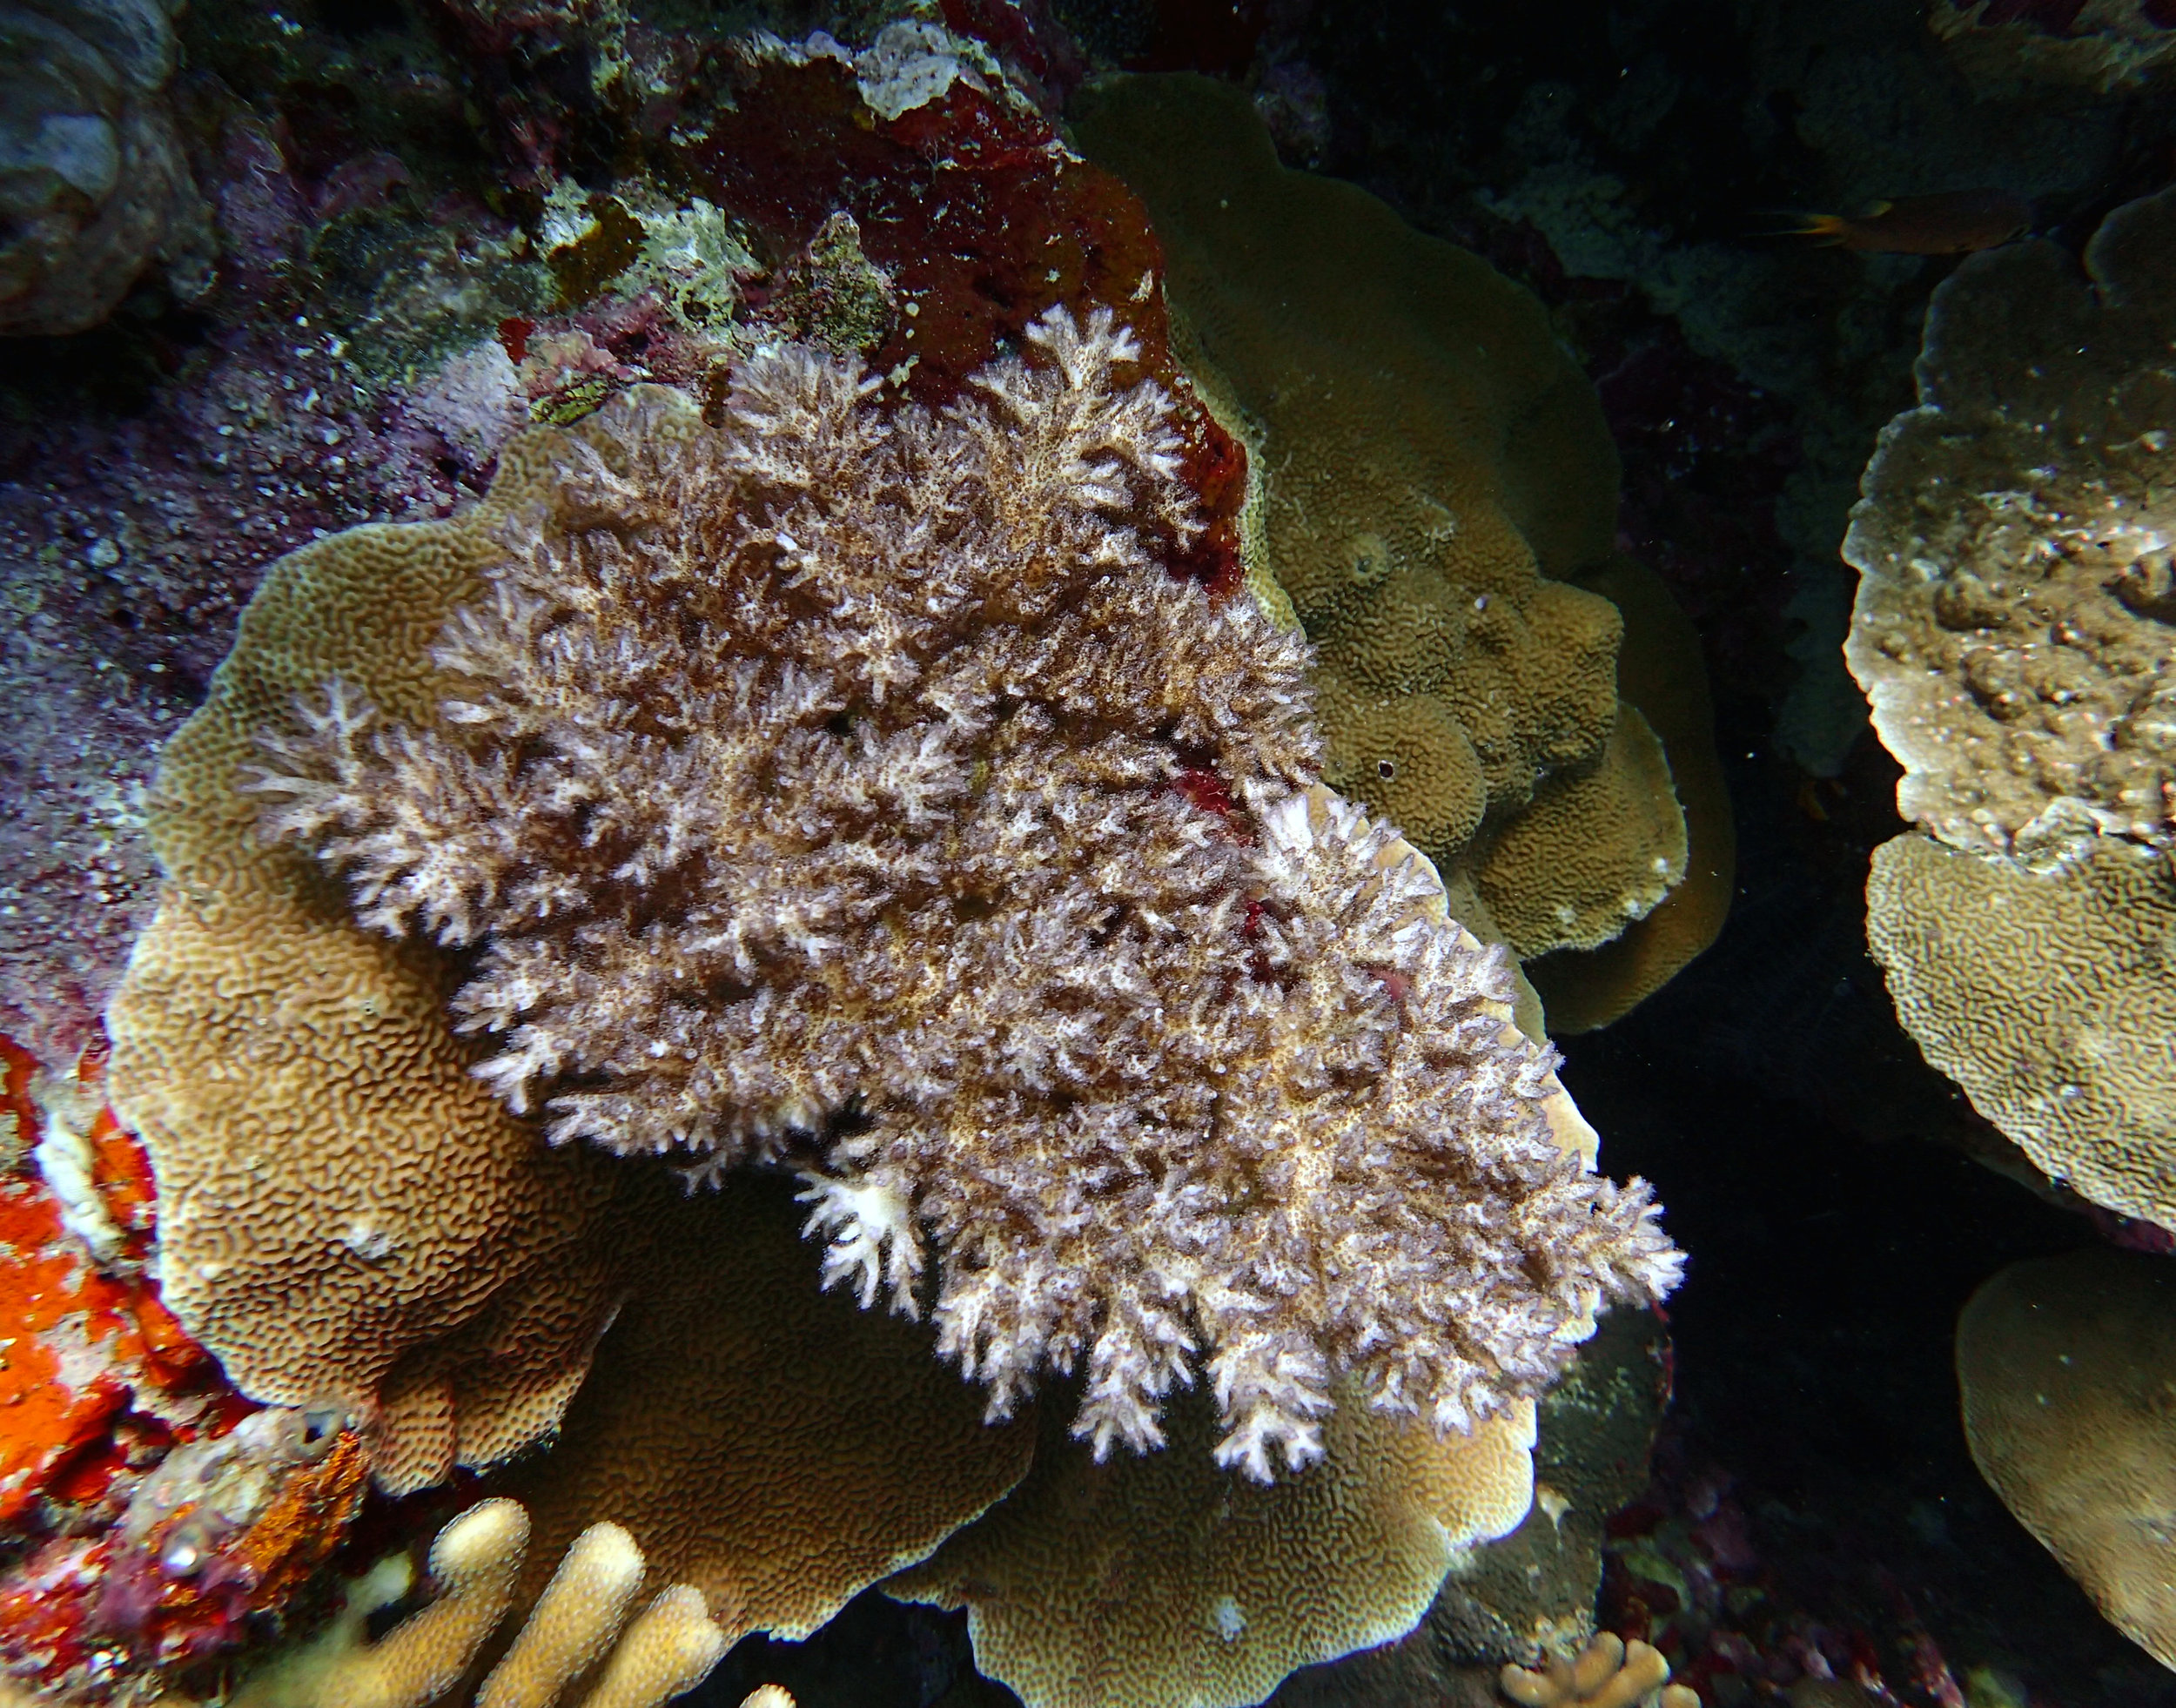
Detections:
[1844, 189, 2176, 869]
[889, 1377, 1536, 1708]
[1847, 184, 2176, 1230]
[1070, 74, 1695, 984]
[1866, 834, 2176, 1231]
[241, 313, 1677, 1480]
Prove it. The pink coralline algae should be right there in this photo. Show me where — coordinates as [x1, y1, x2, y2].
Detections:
[252, 306, 1682, 1483]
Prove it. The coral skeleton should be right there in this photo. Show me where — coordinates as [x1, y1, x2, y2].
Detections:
[250, 306, 1681, 1479]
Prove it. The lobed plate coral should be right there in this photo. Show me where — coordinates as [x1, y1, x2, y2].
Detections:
[1844, 183, 2176, 1230]
[1071, 74, 1734, 1034]
[1957, 1248, 2176, 1672]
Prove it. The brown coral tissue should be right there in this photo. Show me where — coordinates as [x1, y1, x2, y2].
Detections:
[246, 306, 1681, 1482]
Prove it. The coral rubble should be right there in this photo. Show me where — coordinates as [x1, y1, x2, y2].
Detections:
[1844, 184, 2176, 1229]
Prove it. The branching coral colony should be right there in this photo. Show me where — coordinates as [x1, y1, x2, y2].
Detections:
[246, 306, 1681, 1481]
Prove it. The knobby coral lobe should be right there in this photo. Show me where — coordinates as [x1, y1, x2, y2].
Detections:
[248, 305, 1680, 1483]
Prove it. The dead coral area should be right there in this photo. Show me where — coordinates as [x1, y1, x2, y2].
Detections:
[243, 306, 1681, 1482]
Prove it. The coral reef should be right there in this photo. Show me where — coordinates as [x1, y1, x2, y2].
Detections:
[235, 310, 1677, 1477]
[0, 0, 212, 334]
[1500, 1633, 1697, 1708]
[1931, 0, 2176, 92]
[231, 1496, 729, 1706]
[1955, 1247, 2176, 1671]
[1844, 184, 2176, 1229]
[1071, 73, 1726, 1029]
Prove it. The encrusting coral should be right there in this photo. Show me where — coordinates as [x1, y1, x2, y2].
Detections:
[230, 1497, 729, 1707]
[1844, 183, 2176, 1228]
[499, 1173, 1033, 1643]
[241, 304, 1680, 1481]
[1956, 1248, 2176, 1671]
[1500, 1632, 1699, 1708]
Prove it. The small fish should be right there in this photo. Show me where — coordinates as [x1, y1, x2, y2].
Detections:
[1770, 189, 2034, 255]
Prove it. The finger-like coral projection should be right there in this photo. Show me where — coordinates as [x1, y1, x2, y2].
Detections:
[1844, 184, 2176, 1228]
[1500, 1631, 1699, 1708]
[1071, 74, 1732, 1032]
[1957, 1248, 2176, 1671]
[241, 307, 1678, 1481]
[231, 1497, 729, 1708]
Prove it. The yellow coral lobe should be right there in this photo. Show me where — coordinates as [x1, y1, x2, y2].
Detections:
[1072, 73, 1710, 999]
[479, 1521, 645, 1708]
[1958, 1249, 2176, 1671]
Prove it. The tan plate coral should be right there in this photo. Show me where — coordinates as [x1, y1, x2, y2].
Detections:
[1844, 183, 2176, 1228]
[1071, 73, 1729, 1031]
[1957, 1248, 2176, 1670]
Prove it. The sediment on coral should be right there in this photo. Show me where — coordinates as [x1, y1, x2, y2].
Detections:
[1844, 183, 2176, 1229]
[229, 304, 1677, 1480]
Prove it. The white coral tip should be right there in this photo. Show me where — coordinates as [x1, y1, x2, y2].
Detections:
[796, 1171, 925, 1317]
